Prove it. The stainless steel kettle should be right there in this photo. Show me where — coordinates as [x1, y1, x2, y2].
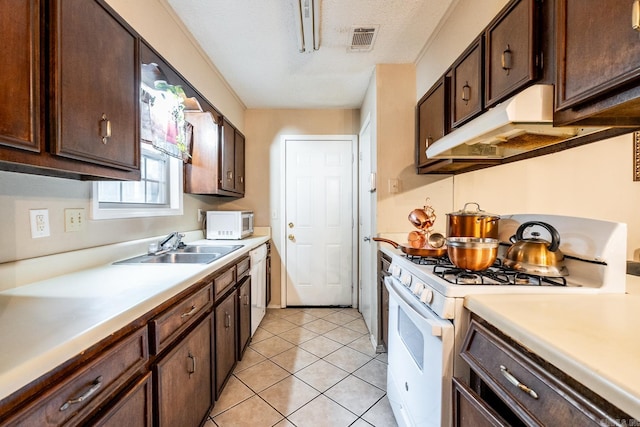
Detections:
[503, 221, 569, 277]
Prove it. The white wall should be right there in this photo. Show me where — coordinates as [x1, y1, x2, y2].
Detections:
[415, 0, 640, 260]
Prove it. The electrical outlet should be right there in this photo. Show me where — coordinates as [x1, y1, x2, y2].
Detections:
[65, 208, 85, 232]
[30, 209, 50, 238]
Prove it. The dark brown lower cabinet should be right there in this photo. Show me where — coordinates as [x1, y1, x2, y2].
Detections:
[90, 373, 153, 427]
[237, 276, 251, 359]
[154, 315, 213, 427]
[215, 290, 237, 397]
[456, 318, 632, 426]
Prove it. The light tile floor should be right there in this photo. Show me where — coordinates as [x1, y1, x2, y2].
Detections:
[205, 307, 398, 427]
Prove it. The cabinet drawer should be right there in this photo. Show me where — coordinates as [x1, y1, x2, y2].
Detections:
[5, 327, 148, 427]
[461, 321, 606, 426]
[236, 256, 250, 279]
[214, 265, 236, 300]
[150, 284, 213, 354]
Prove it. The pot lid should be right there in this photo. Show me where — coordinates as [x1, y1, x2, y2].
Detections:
[448, 202, 499, 218]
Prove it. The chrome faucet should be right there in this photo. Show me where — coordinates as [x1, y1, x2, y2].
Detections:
[150, 231, 185, 254]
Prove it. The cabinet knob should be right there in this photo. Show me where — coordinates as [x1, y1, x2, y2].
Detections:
[288, 222, 294, 228]
[501, 44, 512, 75]
[99, 114, 111, 145]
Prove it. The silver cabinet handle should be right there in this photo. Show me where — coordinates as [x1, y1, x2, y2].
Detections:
[225, 312, 231, 328]
[461, 81, 471, 104]
[181, 305, 197, 318]
[633, 0, 640, 31]
[100, 114, 111, 144]
[363, 236, 370, 242]
[501, 44, 512, 75]
[500, 365, 538, 399]
[60, 376, 103, 411]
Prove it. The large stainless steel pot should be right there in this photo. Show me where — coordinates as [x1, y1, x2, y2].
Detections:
[446, 237, 499, 271]
[503, 221, 569, 277]
[447, 202, 500, 239]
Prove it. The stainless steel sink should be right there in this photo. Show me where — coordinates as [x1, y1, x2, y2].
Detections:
[175, 245, 242, 255]
[114, 244, 243, 265]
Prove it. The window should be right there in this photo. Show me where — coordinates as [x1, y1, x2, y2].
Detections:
[91, 145, 183, 220]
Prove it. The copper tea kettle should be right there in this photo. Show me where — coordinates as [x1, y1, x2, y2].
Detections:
[503, 221, 569, 277]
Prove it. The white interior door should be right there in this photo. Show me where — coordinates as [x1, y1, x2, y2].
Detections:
[358, 119, 377, 337]
[285, 138, 354, 306]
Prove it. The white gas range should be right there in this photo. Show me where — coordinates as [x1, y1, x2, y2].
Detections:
[382, 214, 627, 427]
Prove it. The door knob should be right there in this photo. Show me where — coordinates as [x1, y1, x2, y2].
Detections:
[288, 234, 295, 241]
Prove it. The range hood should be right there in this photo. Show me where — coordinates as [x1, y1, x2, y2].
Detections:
[425, 84, 607, 159]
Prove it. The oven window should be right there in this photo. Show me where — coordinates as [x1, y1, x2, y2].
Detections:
[398, 308, 424, 370]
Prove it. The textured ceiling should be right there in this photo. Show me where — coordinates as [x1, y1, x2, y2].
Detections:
[165, 0, 456, 109]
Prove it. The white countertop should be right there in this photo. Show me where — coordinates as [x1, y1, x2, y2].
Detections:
[465, 291, 640, 421]
[0, 234, 269, 403]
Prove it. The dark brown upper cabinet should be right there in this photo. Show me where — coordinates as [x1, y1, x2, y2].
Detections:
[51, 0, 140, 173]
[485, 0, 541, 108]
[554, 0, 640, 126]
[220, 119, 246, 196]
[0, 0, 141, 180]
[451, 37, 484, 128]
[416, 76, 449, 172]
[0, 0, 41, 154]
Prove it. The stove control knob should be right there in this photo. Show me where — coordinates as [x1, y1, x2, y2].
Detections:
[412, 282, 425, 296]
[400, 273, 412, 287]
[391, 265, 401, 277]
[420, 288, 434, 304]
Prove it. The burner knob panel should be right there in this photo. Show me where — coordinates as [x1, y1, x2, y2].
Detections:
[420, 288, 434, 304]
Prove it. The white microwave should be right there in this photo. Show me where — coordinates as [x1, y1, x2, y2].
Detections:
[206, 210, 254, 240]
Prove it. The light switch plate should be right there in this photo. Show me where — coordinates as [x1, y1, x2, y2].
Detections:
[30, 209, 50, 238]
[65, 208, 85, 232]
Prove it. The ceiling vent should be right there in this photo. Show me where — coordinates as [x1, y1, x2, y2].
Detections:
[348, 26, 378, 52]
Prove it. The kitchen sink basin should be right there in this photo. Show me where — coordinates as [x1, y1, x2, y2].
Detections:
[174, 245, 242, 255]
[114, 244, 243, 265]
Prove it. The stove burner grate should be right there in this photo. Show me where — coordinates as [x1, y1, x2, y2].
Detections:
[405, 254, 450, 266]
[432, 263, 567, 286]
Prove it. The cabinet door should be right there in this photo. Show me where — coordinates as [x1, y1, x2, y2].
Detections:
[221, 119, 236, 192]
[155, 315, 213, 427]
[556, 0, 640, 110]
[452, 378, 509, 427]
[234, 131, 245, 195]
[90, 373, 152, 427]
[238, 276, 251, 358]
[51, 0, 139, 171]
[215, 291, 237, 397]
[0, 0, 41, 153]
[416, 76, 448, 169]
[485, 0, 540, 107]
[451, 37, 484, 128]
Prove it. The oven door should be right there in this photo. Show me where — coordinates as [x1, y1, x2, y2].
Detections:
[385, 276, 454, 427]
